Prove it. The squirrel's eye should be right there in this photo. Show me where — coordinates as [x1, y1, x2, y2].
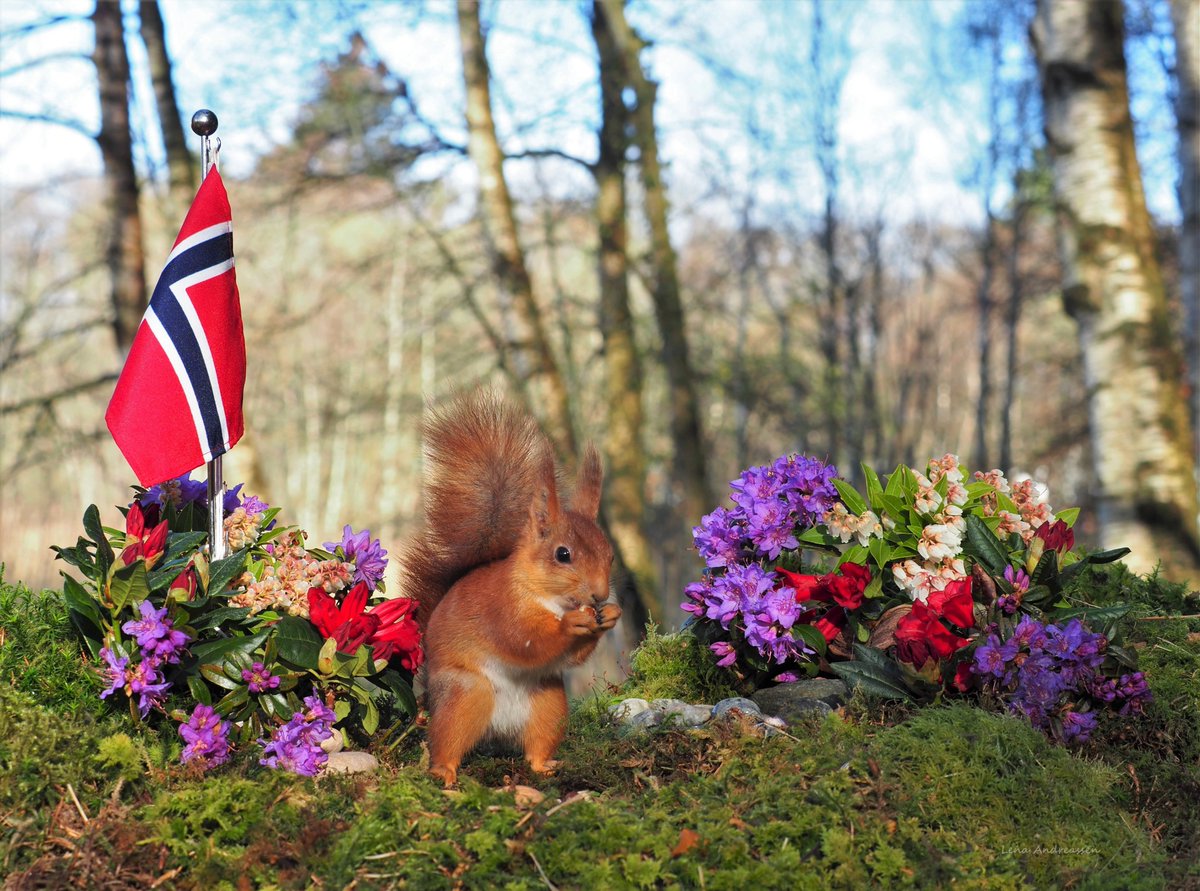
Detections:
[555, 546, 572, 564]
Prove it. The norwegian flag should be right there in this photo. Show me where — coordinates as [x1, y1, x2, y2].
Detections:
[106, 169, 245, 487]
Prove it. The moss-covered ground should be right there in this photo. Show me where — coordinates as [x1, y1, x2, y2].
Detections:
[1, 565, 1197, 890]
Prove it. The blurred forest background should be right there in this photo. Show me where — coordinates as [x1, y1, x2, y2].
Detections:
[1, 0, 1198, 679]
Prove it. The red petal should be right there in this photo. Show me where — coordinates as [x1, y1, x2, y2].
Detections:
[776, 567, 832, 603]
[126, 502, 146, 539]
[307, 587, 339, 638]
[339, 581, 370, 622]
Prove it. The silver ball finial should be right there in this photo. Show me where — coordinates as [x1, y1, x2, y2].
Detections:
[191, 109, 218, 137]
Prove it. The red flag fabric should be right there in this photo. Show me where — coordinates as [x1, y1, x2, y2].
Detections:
[106, 169, 245, 487]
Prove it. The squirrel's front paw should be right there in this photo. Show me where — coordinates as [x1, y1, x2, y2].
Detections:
[563, 607, 600, 636]
[596, 603, 622, 631]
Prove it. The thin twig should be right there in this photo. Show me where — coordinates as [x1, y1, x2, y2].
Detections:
[528, 849, 559, 891]
[1136, 614, 1200, 621]
[66, 783, 89, 824]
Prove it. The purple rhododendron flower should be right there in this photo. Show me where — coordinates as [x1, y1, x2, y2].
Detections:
[1003, 564, 1030, 594]
[242, 662, 281, 694]
[99, 647, 129, 701]
[710, 641, 738, 667]
[1060, 709, 1097, 743]
[326, 526, 388, 590]
[180, 703, 232, 767]
[222, 483, 245, 515]
[692, 507, 745, 568]
[141, 475, 207, 511]
[241, 494, 270, 518]
[121, 600, 190, 663]
[259, 694, 336, 776]
[126, 658, 171, 718]
[744, 500, 799, 560]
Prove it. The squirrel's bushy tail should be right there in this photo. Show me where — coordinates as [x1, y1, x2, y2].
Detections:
[402, 389, 552, 626]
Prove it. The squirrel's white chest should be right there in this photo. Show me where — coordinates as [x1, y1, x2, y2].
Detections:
[481, 659, 556, 738]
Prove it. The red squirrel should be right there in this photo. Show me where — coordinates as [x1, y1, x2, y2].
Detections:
[401, 390, 620, 785]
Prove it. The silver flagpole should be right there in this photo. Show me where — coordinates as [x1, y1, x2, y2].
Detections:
[191, 109, 227, 562]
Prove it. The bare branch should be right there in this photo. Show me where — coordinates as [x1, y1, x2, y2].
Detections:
[0, 372, 117, 416]
[0, 50, 91, 79]
[0, 108, 94, 138]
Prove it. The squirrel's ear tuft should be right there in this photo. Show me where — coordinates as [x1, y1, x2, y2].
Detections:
[573, 444, 603, 521]
[528, 450, 561, 540]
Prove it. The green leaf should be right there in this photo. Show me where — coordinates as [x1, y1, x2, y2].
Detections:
[879, 495, 908, 524]
[1106, 645, 1138, 670]
[263, 693, 292, 720]
[829, 660, 913, 701]
[883, 465, 906, 498]
[52, 542, 95, 577]
[1050, 604, 1132, 625]
[851, 642, 898, 670]
[841, 544, 869, 565]
[191, 630, 270, 665]
[200, 664, 241, 690]
[963, 514, 1008, 575]
[206, 549, 248, 597]
[862, 463, 884, 510]
[275, 616, 325, 668]
[1055, 507, 1080, 529]
[795, 526, 842, 549]
[1021, 584, 1055, 607]
[83, 504, 115, 579]
[164, 531, 207, 563]
[361, 697, 380, 736]
[109, 560, 150, 614]
[333, 699, 352, 722]
[190, 606, 254, 632]
[186, 674, 212, 706]
[62, 575, 105, 634]
[377, 670, 418, 716]
[863, 573, 883, 600]
[868, 536, 890, 569]
[214, 686, 250, 713]
[792, 624, 828, 657]
[1086, 548, 1131, 565]
[832, 479, 868, 516]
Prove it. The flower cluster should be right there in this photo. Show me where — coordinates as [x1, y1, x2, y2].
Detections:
[971, 617, 1148, 743]
[57, 474, 423, 777]
[259, 694, 336, 777]
[180, 703, 233, 767]
[682, 449, 1151, 747]
[99, 599, 192, 718]
[693, 455, 839, 567]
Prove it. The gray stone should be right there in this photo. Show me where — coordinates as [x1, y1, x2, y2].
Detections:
[324, 751, 378, 774]
[629, 709, 664, 729]
[649, 699, 713, 727]
[649, 698, 690, 715]
[750, 686, 834, 724]
[752, 678, 848, 713]
[320, 727, 345, 754]
[711, 697, 763, 720]
[608, 698, 651, 722]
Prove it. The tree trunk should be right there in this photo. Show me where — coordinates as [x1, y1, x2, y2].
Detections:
[92, 0, 146, 354]
[138, 0, 195, 211]
[596, 0, 712, 530]
[1169, 0, 1200, 473]
[1032, 0, 1200, 575]
[455, 0, 577, 459]
[592, 0, 659, 628]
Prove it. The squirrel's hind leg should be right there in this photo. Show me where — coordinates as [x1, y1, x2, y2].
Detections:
[523, 681, 568, 775]
[427, 669, 494, 786]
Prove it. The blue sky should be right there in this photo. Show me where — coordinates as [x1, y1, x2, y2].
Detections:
[0, 0, 1183, 228]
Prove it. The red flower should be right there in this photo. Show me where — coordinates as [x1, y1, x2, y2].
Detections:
[120, 502, 169, 568]
[1034, 519, 1075, 554]
[826, 562, 871, 610]
[777, 562, 872, 610]
[925, 577, 975, 630]
[949, 661, 975, 693]
[308, 582, 379, 654]
[365, 596, 424, 671]
[307, 583, 424, 669]
[170, 563, 199, 600]
[894, 600, 971, 668]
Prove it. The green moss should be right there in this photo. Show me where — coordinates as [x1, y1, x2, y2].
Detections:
[0, 576, 102, 715]
[620, 623, 738, 703]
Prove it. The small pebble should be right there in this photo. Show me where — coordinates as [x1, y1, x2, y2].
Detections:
[324, 751, 378, 774]
[608, 698, 651, 721]
[320, 728, 345, 754]
[712, 697, 763, 720]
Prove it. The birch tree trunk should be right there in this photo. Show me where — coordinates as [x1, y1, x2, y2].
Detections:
[1169, 0, 1200, 471]
[596, 0, 712, 531]
[138, 0, 194, 211]
[1032, 0, 1200, 574]
[92, 0, 146, 354]
[592, 0, 658, 628]
[455, 0, 577, 459]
